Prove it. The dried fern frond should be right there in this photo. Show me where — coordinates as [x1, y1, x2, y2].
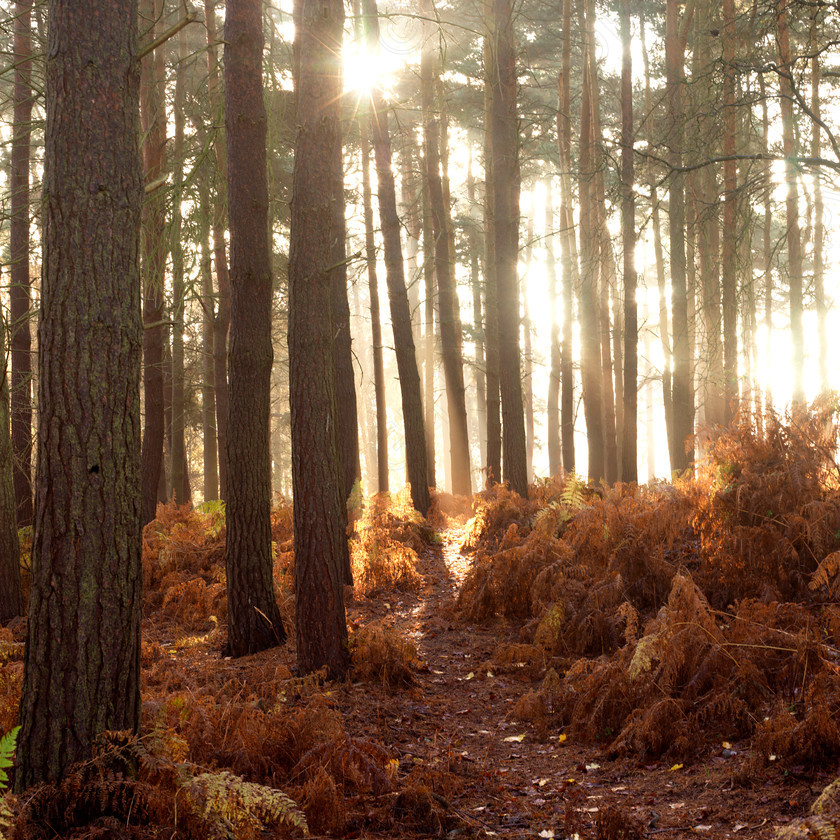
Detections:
[810, 551, 840, 596]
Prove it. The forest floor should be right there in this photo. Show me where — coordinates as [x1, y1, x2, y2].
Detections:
[5, 410, 840, 840]
[333, 521, 832, 840]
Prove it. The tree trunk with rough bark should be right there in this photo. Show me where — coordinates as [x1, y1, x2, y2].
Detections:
[140, 0, 167, 526]
[422, 0, 471, 495]
[10, 0, 33, 527]
[289, 0, 350, 679]
[223, 0, 286, 658]
[16, 0, 143, 786]
[0, 322, 23, 622]
[488, 0, 527, 497]
[171, 27, 190, 505]
[545, 178, 561, 477]
[620, 0, 637, 483]
[365, 0, 430, 516]
[205, 0, 231, 499]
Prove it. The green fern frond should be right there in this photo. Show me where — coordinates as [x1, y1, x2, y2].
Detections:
[0, 727, 20, 790]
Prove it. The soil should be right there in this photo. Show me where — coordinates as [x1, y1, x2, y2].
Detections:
[333, 523, 836, 840]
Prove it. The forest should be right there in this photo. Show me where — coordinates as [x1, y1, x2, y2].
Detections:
[2, 0, 840, 836]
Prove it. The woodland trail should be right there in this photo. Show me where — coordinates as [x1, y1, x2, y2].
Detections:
[340, 523, 824, 840]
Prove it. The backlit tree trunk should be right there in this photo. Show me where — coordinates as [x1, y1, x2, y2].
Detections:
[199, 170, 219, 501]
[365, 0, 430, 516]
[360, 112, 389, 494]
[666, 0, 693, 473]
[223, 0, 286, 657]
[10, 0, 33, 527]
[545, 178, 561, 477]
[171, 27, 190, 505]
[139, 0, 167, 526]
[488, 0, 527, 497]
[0, 323, 23, 622]
[422, 0, 471, 496]
[205, 0, 231, 499]
[16, 0, 143, 786]
[620, 0, 637, 483]
[290, 0, 350, 678]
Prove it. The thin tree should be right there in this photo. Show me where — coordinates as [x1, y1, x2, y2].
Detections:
[204, 0, 231, 499]
[10, 0, 33, 527]
[357, 68, 389, 494]
[0, 313, 23, 622]
[289, 0, 351, 678]
[140, 0, 167, 525]
[488, 0, 527, 496]
[665, 0, 694, 473]
[16, 0, 143, 786]
[364, 0, 430, 516]
[171, 26, 191, 504]
[421, 0, 471, 495]
[223, 0, 287, 658]
[545, 178, 562, 476]
[620, 0, 637, 483]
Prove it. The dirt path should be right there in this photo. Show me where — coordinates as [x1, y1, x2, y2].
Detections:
[340, 525, 827, 839]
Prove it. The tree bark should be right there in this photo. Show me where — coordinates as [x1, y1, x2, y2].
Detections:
[139, 0, 167, 526]
[223, 0, 286, 658]
[620, 0, 637, 483]
[577, 0, 605, 483]
[545, 178, 561, 477]
[171, 26, 190, 505]
[199, 170, 219, 501]
[365, 0, 430, 516]
[422, 0, 471, 495]
[289, 0, 350, 679]
[360, 112, 389, 495]
[10, 0, 33, 527]
[488, 0, 527, 497]
[205, 0, 231, 499]
[666, 0, 694, 473]
[421, 166, 437, 488]
[0, 320, 23, 622]
[16, 0, 143, 786]
[483, 40, 501, 487]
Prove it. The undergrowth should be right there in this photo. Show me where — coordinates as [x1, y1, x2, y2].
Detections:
[457, 401, 840, 769]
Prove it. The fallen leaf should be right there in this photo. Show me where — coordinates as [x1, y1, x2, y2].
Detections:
[693, 826, 713, 832]
[465, 672, 475, 680]
[558, 733, 567, 744]
[669, 763, 684, 771]
[538, 831, 555, 839]
[722, 741, 733, 749]
[504, 733, 527, 743]
[538, 778, 549, 787]
[585, 762, 600, 771]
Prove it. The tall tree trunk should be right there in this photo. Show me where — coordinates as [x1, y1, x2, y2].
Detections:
[16, 0, 143, 785]
[557, 26, 576, 475]
[776, 0, 804, 405]
[421, 171, 437, 487]
[360, 110, 389, 494]
[171, 27, 190, 505]
[666, 0, 694, 473]
[810, 9, 827, 394]
[199, 171, 219, 501]
[620, 0, 637, 483]
[545, 178, 562, 477]
[224, 0, 286, 658]
[641, 14, 674, 451]
[488, 0, 527, 497]
[483, 42, 501, 486]
[522, 218, 535, 484]
[399, 148, 423, 349]
[0, 317, 23, 621]
[140, 0, 167, 526]
[290, 0, 350, 678]
[10, 0, 33, 527]
[759, 73, 773, 415]
[205, 0, 231, 499]
[721, 0, 738, 421]
[421, 0, 471, 496]
[577, 0, 605, 483]
[365, 0, 430, 516]
[466, 141, 487, 470]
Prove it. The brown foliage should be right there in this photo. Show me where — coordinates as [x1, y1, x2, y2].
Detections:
[350, 621, 421, 690]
